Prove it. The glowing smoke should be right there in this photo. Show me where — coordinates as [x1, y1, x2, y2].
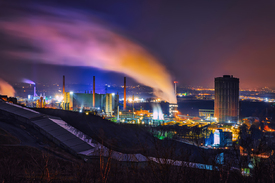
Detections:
[152, 104, 164, 120]
[0, 6, 177, 103]
[0, 78, 15, 97]
[22, 78, 35, 85]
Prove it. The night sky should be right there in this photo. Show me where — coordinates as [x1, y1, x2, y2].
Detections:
[1, 0, 275, 89]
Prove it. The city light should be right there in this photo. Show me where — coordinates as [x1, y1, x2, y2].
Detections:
[55, 95, 64, 102]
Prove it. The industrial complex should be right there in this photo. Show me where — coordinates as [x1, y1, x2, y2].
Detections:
[1, 74, 275, 178]
[3, 74, 273, 150]
[0, 75, 249, 148]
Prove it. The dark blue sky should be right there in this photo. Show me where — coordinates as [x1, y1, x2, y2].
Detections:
[1, 0, 275, 89]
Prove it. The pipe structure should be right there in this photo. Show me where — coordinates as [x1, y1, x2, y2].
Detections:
[123, 77, 126, 110]
[63, 75, 65, 95]
[34, 84, 37, 97]
[93, 76, 95, 108]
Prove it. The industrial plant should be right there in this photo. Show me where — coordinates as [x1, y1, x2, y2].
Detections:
[16, 75, 181, 126]
[3, 75, 240, 146]
[0, 74, 251, 149]
[1, 74, 275, 180]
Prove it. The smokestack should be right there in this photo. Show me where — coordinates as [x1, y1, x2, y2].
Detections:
[123, 77, 126, 110]
[93, 76, 95, 108]
[63, 75, 65, 94]
[40, 97, 43, 108]
[34, 83, 37, 97]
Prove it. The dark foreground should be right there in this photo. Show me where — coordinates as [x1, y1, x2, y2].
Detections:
[0, 105, 275, 182]
[1, 130, 274, 183]
[0, 145, 250, 183]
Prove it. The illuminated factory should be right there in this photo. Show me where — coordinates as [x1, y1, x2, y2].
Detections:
[15, 75, 240, 148]
[62, 76, 119, 116]
[169, 81, 178, 118]
[23, 82, 47, 108]
[63, 92, 118, 115]
[20, 75, 179, 124]
[169, 103, 178, 117]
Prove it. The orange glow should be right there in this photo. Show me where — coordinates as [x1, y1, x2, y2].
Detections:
[264, 125, 275, 132]
[198, 93, 210, 95]
[0, 78, 15, 97]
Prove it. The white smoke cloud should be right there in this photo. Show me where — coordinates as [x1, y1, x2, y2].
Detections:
[0, 6, 177, 103]
[0, 78, 15, 97]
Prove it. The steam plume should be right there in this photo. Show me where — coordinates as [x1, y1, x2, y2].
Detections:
[152, 103, 164, 120]
[0, 78, 15, 97]
[0, 5, 177, 103]
[22, 78, 35, 85]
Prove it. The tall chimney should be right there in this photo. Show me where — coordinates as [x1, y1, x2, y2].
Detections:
[63, 75, 65, 94]
[34, 83, 37, 97]
[93, 76, 95, 108]
[123, 77, 126, 110]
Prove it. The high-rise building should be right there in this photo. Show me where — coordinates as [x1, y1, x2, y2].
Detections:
[214, 75, 239, 123]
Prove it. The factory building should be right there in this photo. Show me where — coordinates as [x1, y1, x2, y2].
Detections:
[169, 103, 178, 117]
[199, 109, 214, 120]
[62, 75, 119, 116]
[214, 75, 239, 123]
[63, 92, 119, 116]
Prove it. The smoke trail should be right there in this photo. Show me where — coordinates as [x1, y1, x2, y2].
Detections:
[0, 5, 176, 103]
[0, 78, 15, 97]
[22, 78, 35, 85]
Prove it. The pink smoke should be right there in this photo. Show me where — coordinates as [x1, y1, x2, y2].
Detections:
[0, 6, 176, 103]
[22, 78, 35, 85]
[0, 78, 15, 97]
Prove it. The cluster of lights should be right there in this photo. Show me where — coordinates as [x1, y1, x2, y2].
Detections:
[119, 97, 145, 102]
[55, 95, 64, 102]
[206, 116, 217, 122]
[128, 97, 139, 103]
[240, 96, 275, 103]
